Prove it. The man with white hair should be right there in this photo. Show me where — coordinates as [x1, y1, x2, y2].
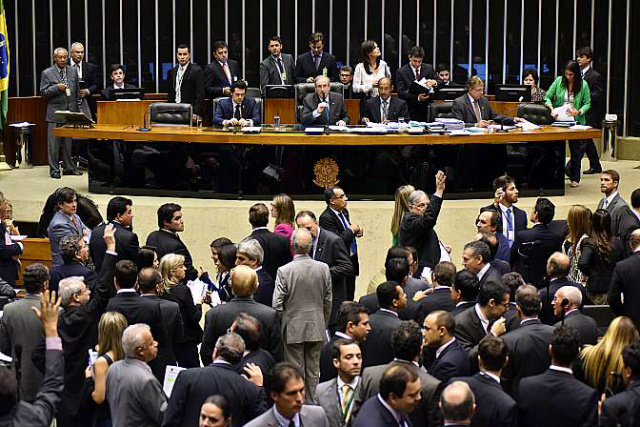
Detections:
[274, 227, 333, 403]
[107, 324, 167, 427]
[398, 171, 447, 277]
[301, 75, 349, 126]
[236, 238, 274, 306]
[553, 285, 599, 346]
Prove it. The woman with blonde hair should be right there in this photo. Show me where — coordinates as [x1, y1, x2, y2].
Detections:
[84, 311, 128, 427]
[270, 193, 295, 239]
[562, 205, 592, 285]
[391, 184, 415, 245]
[159, 253, 203, 368]
[575, 316, 639, 395]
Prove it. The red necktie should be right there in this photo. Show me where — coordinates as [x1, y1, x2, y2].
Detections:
[415, 68, 420, 80]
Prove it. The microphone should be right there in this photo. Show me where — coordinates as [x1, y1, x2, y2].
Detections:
[498, 96, 524, 133]
[138, 112, 151, 132]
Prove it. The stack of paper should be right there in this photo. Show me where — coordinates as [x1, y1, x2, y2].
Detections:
[516, 119, 541, 131]
[435, 118, 465, 131]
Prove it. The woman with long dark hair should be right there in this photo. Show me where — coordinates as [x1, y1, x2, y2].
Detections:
[544, 60, 592, 187]
[562, 204, 592, 286]
[352, 40, 391, 98]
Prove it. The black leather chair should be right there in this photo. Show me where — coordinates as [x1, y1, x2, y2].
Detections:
[583, 305, 616, 335]
[427, 101, 454, 122]
[518, 103, 554, 125]
[149, 102, 192, 126]
[295, 82, 344, 123]
[211, 95, 263, 124]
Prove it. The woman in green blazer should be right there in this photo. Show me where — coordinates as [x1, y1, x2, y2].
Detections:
[544, 60, 592, 187]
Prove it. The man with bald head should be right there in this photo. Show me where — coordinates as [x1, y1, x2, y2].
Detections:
[539, 252, 590, 325]
[274, 227, 333, 402]
[553, 286, 599, 346]
[201, 265, 281, 365]
[362, 77, 409, 124]
[40, 47, 82, 179]
[439, 381, 476, 426]
[609, 229, 640, 329]
[301, 75, 349, 126]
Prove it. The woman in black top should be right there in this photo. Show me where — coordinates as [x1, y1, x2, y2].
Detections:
[159, 253, 203, 368]
[578, 209, 624, 304]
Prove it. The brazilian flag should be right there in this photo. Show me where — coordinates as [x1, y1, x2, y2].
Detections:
[0, 0, 9, 131]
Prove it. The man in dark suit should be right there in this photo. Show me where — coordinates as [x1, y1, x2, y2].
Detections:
[295, 32, 338, 83]
[69, 42, 99, 118]
[163, 333, 267, 427]
[439, 382, 476, 427]
[462, 241, 503, 289]
[399, 171, 446, 275]
[259, 36, 295, 90]
[539, 252, 590, 324]
[301, 75, 349, 126]
[597, 170, 636, 239]
[247, 203, 292, 282]
[138, 267, 182, 382]
[501, 284, 554, 398]
[201, 265, 281, 365]
[362, 77, 409, 123]
[90, 196, 140, 272]
[235, 238, 274, 307]
[451, 270, 480, 317]
[212, 80, 261, 126]
[49, 234, 96, 294]
[481, 175, 528, 249]
[599, 341, 640, 427]
[146, 202, 198, 281]
[0, 200, 22, 287]
[105, 260, 168, 379]
[452, 76, 522, 127]
[452, 336, 518, 427]
[360, 281, 405, 368]
[437, 63, 461, 87]
[316, 339, 362, 427]
[518, 326, 598, 427]
[339, 65, 357, 99]
[319, 302, 370, 382]
[475, 231, 511, 276]
[476, 210, 510, 263]
[167, 44, 204, 121]
[576, 46, 604, 175]
[296, 210, 354, 329]
[609, 230, 640, 328]
[40, 47, 82, 179]
[204, 40, 240, 99]
[231, 313, 276, 378]
[354, 364, 424, 427]
[395, 46, 439, 122]
[101, 64, 137, 100]
[319, 185, 362, 301]
[423, 310, 469, 383]
[553, 286, 599, 346]
[619, 188, 640, 256]
[418, 261, 456, 321]
[511, 198, 562, 287]
[357, 321, 443, 427]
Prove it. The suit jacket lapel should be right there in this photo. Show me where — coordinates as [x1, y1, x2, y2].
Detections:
[464, 95, 477, 121]
[372, 97, 382, 123]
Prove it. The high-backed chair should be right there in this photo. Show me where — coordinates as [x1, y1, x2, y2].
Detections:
[518, 103, 554, 125]
[427, 101, 454, 122]
[149, 102, 192, 126]
[295, 82, 344, 123]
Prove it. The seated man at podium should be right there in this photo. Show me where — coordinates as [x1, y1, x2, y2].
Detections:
[212, 80, 261, 127]
[101, 64, 136, 100]
[301, 76, 349, 126]
[452, 76, 523, 127]
[362, 77, 409, 124]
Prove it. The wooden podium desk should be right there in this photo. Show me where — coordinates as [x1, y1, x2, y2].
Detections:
[17, 238, 52, 286]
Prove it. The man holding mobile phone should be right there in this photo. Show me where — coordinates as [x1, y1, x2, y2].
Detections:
[479, 175, 528, 248]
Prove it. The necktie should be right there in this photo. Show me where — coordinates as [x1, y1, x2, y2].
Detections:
[71, 216, 81, 234]
[288, 420, 296, 427]
[473, 100, 483, 123]
[381, 100, 389, 122]
[486, 320, 493, 335]
[505, 208, 514, 247]
[175, 66, 184, 103]
[222, 61, 232, 84]
[234, 104, 242, 120]
[602, 198, 609, 209]
[73, 62, 81, 79]
[314, 54, 321, 71]
[323, 97, 330, 122]
[338, 212, 358, 256]
[276, 58, 286, 82]
[60, 69, 67, 85]
[415, 68, 420, 81]
[341, 384, 353, 425]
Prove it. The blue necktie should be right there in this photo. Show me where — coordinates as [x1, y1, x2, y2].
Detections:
[323, 97, 330, 123]
[505, 208, 514, 247]
[338, 212, 357, 256]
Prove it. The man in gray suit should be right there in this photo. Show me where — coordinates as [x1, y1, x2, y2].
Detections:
[301, 76, 350, 126]
[47, 187, 90, 266]
[316, 339, 362, 427]
[0, 263, 49, 402]
[598, 170, 635, 238]
[259, 36, 296, 91]
[107, 323, 167, 427]
[40, 47, 82, 179]
[244, 362, 329, 427]
[274, 227, 332, 403]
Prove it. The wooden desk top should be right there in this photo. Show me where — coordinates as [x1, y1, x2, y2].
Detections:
[55, 124, 601, 146]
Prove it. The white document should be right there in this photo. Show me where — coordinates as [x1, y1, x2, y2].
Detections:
[163, 366, 186, 397]
[328, 125, 349, 131]
[516, 119, 541, 131]
[186, 279, 207, 304]
[570, 125, 593, 131]
[241, 126, 262, 133]
[552, 105, 573, 121]
[9, 122, 35, 128]
[9, 235, 28, 241]
[304, 127, 325, 134]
